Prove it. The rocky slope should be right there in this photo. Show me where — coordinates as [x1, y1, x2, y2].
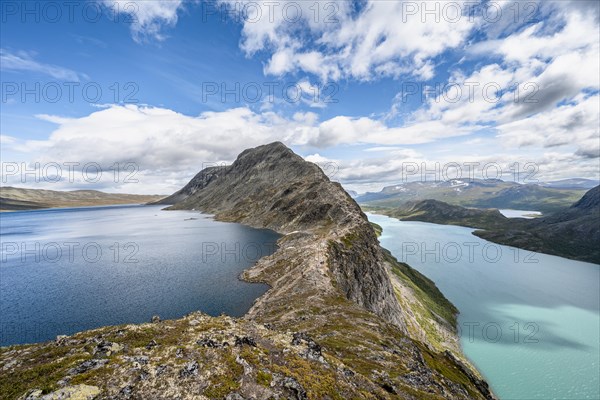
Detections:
[2, 143, 493, 399]
[0, 187, 165, 211]
[165, 142, 404, 328]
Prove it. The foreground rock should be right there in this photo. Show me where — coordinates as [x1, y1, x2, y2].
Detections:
[2, 143, 493, 399]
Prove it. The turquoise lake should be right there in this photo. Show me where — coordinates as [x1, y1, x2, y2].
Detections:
[368, 213, 600, 400]
[0, 205, 280, 346]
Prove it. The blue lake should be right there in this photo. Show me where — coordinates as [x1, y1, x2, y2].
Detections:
[0, 204, 280, 346]
[369, 213, 600, 400]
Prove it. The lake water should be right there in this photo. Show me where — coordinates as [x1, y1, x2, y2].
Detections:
[0, 205, 280, 346]
[499, 209, 543, 219]
[368, 213, 600, 400]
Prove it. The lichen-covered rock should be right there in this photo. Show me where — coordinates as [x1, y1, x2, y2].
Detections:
[22, 385, 100, 400]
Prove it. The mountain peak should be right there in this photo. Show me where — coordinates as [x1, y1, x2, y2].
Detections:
[237, 141, 294, 160]
[165, 144, 407, 328]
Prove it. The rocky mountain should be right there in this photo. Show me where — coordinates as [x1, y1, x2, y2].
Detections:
[383, 186, 600, 264]
[3, 143, 494, 400]
[357, 180, 588, 213]
[166, 142, 405, 327]
[0, 187, 165, 211]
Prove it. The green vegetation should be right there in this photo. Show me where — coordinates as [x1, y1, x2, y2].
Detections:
[0, 345, 90, 398]
[369, 222, 383, 237]
[385, 249, 457, 328]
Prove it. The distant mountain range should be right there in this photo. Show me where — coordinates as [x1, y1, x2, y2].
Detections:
[539, 178, 600, 189]
[0, 187, 165, 211]
[383, 186, 600, 264]
[356, 179, 597, 213]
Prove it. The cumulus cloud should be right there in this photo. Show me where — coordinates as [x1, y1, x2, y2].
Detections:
[1, 103, 485, 192]
[383, 3, 599, 160]
[15, 103, 475, 169]
[303, 145, 600, 194]
[497, 94, 599, 154]
[103, 0, 184, 42]
[219, 0, 476, 82]
[0, 49, 84, 81]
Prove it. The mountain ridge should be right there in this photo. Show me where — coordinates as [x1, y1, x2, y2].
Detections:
[2, 143, 494, 399]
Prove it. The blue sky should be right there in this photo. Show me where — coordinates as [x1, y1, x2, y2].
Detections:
[1, 0, 599, 194]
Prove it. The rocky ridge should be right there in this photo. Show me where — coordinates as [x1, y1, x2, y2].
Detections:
[2, 142, 494, 399]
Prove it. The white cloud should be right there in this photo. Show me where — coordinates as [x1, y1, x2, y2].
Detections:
[497, 93, 599, 152]
[2, 103, 484, 192]
[0, 135, 17, 145]
[3, 101, 598, 194]
[383, 4, 599, 160]
[301, 145, 600, 194]
[103, 0, 184, 42]
[0, 49, 84, 81]
[221, 0, 477, 82]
